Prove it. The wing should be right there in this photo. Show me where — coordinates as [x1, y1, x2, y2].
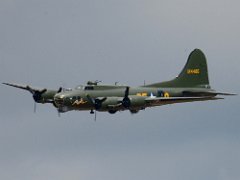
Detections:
[2, 82, 40, 93]
[2, 82, 62, 104]
[182, 90, 237, 97]
[145, 96, 223, 106]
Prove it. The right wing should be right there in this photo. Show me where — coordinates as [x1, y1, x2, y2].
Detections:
[145, 96, 223, 106]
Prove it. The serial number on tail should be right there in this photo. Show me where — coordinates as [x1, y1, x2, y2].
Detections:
[187, 69, 200, 74]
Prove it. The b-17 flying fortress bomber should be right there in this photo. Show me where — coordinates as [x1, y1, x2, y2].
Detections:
[3, 49, 236, 118]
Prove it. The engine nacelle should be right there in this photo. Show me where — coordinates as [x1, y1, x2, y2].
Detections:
[101, 97, 121, 108]
[101, 96, 146, 111]
[128, 95, 146, 107]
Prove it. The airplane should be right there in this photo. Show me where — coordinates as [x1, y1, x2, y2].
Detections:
[3, 49, 236, 118]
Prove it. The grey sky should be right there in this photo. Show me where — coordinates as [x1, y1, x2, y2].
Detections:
[0, 0, 240, 180]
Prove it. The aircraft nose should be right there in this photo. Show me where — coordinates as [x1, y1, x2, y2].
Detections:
[54, 94, 65, 107]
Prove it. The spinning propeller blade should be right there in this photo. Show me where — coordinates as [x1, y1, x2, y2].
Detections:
[122, 86, 131, 108]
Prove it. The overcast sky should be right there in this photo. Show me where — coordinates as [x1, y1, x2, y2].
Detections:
[0, 0, 240, 180]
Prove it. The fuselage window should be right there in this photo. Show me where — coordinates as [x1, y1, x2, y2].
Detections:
[158, 90, 164, 97]
[84, 86, 94, 90]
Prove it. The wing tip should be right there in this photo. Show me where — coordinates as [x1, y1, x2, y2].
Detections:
[216, 92, 237, 96]
[2, 82, 15, 87]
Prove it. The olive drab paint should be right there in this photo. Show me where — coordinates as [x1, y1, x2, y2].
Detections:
[3, 49, 236, 116]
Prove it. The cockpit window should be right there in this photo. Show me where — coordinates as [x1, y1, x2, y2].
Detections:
[62, 88, 72, 92]
[75, 85, 84, 90]
[75, 85, 94, 90]
[84, 86, 94, 90]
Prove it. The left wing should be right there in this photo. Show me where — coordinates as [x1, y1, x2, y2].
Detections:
[2, 82, 62, 104]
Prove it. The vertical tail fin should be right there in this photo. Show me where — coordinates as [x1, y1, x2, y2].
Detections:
[146, 49, 210, 88]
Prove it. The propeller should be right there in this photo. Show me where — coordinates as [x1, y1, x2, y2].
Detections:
[90, 109, 97, 121]
[57, 87, 63, 93]
[94, 110, 97, 122]
[25, 86, 47, 113]
[122, 86, 131, 108]
[58, 109, 61, 117]
[86, 95, 107, 110]
[55, 87, 64, 117]
[26, 86, 47, 103]
[34, 101, 37, 113]
[87, 95, 107, 121]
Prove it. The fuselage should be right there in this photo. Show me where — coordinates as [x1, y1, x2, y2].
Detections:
[3, 49, 234, 116]
[53, 84, 215, 113]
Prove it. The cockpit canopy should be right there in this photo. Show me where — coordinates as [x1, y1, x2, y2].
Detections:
[75, 85, 85, 90]
[74, 85, 94, 90]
